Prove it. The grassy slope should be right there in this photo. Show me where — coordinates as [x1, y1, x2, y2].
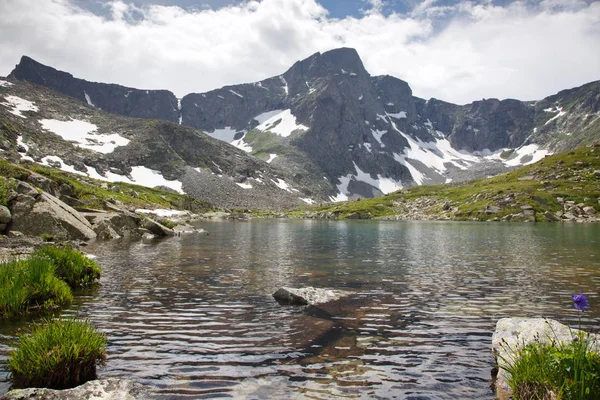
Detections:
[0, 158, 213, 213]
[287, 145, 600, 221]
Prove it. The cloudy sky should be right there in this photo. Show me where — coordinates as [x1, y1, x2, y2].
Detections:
[1, 0, 598, 104]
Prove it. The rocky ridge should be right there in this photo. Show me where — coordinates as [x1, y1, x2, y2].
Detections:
[7, 49, 600, 202]
[0, 78, 332, 209]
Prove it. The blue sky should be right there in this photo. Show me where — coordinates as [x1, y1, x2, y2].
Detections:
[1, 0, 598, 104]
[79, 0, 519, 18]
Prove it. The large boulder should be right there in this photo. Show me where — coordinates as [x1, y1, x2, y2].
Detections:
[492, 317, 600, 400]
[140, 217, 175, 237]
[273, 287, 351, 306]
[9, 189, 96, 241]
[92, 213, 142, 240]
[0, 378, 147, 400]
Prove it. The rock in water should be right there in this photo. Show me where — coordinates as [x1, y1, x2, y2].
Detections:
[491, 317, 600, 400]
[273, 287, 350, 306]
[0, 379, 147, 400]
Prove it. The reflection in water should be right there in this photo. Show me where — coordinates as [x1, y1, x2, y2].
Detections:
[0, 221, 599, 399]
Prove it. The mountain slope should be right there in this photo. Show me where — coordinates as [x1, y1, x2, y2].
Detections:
[0, 77, 333, 209]
[8, 50, 600, 201]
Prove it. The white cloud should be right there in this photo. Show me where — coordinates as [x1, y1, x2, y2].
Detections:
[0, 0, 598, 104]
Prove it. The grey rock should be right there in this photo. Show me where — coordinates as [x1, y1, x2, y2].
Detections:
[485, 205, 501, 214]
[15, 181, 39, 198]
[140, 218, 174, 237]
[26, 173, 54, 194]
[92, 213, 141, 239]
[0, 378, 147, 400]
[492, 318, 600, 400]
[583, 206, 597, 215]
[0, 205, 11, 224]
[543, 211, 560, 222]
[9, 192, 96, 241]
[273, 287, 351, 306]
[517, 175, 535, 181]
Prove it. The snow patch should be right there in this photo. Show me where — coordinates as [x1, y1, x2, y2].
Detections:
[84, 92, 95, 107]
[358, 95, 363, 101]
[271, 178, 294, 192]
[253, 110, 284, 124]
[40, 119, 129, 154]
[504, 144, 551, 167]
[1, 95, 38, 118]
[205, 126, 239, 143]
[41, 156, 84, 175]
[387, 102, 394, 106]
[279, 76, 289, 96]
[335, 163, 403, 198]
[300, 198, 315, 205]
[371, 129, 387, 147]
[231, 135, 252, 153]
[0, 80, 13, 87]
[255, 109, 308, 137]
[136, 209, 187, 218]
[236, 182, 253, 189]
[544, 106, 567, 126]
[229, 89, 244, 99]
[266, 154, 277, 163]
[388, 111, 407, 119]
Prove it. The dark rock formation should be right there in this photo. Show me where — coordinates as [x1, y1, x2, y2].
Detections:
[9, 56, 179, 123]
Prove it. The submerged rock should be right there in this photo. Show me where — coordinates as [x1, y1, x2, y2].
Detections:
[273, 287, 351, 306]
[491, 317, 600, 400]
[0, 378, 147, 400]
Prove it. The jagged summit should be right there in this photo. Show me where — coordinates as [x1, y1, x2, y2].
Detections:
[4, 50, 600, 203]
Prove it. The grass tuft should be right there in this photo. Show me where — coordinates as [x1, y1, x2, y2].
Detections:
[33, 246, 102, 288]
[0, 246, 101, 319]
[8, 318, 107, 389]
[503, 334, 600, 400]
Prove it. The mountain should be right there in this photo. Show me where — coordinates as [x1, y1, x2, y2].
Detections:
[0, 78, 332, 209]
[6, 49, 600, 202]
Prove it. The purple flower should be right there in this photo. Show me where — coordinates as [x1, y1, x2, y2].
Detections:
[572, 292, 589, 312]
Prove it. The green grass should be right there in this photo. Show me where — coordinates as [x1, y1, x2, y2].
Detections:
[290, 146, 600, 221]
[34, 246, 102, 288]
[7, 318, 107, 389]
[0, 246, 101, 319]
[0, 258, 73, 319]
[503, 335, 600, 399]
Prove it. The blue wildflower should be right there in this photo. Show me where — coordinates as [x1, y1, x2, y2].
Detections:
[572, 292, 589, 312]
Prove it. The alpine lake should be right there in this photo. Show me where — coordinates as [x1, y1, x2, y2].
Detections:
[1, 220, 599, 399]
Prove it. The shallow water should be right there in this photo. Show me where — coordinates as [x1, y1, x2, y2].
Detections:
[1, 220, 599, 399]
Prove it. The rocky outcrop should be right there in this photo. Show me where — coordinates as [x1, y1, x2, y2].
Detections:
[491, 317, 600, 400]
[273, 287, 351, 306]
[8, 182, 96, 241]
[0, 378, 147, 400]
[9, 56, 179, 123]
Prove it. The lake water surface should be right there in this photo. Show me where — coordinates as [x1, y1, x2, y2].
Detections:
[1, 220, 599, 399]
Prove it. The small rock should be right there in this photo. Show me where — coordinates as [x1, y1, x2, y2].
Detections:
[521, 205, 534, 211]
[517, 175, 534, 181]
[543, 211, 560, 222]
[583, 206, 597, 215]
[556, 197, 565, 204]
[0, 205, 11, 224]
[273, 287, 351, 306]
[485, 206, 501, 214]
